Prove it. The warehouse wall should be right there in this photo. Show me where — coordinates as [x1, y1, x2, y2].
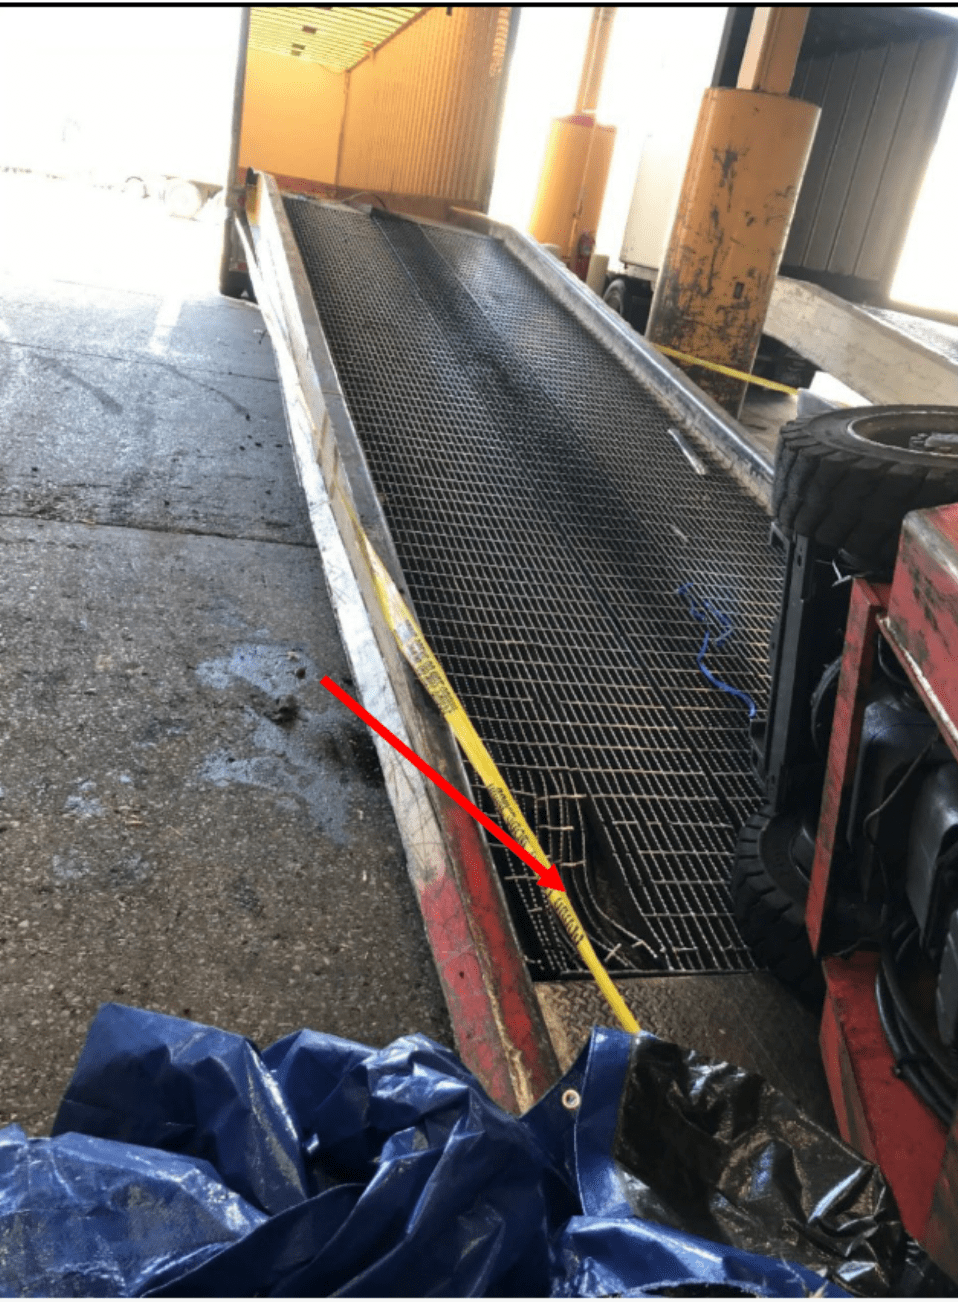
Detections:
[238, 47, 345, 182]
[338, 7, 511, 208]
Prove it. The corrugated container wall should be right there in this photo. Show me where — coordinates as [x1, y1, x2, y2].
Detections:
[340, 8, 511, 206]
[239, 50, 345, 183]
[239, 7, 514, 220]
[781, 29, 958, 301]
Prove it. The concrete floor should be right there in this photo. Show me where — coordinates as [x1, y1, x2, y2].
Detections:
[0, 173, 452, 1133]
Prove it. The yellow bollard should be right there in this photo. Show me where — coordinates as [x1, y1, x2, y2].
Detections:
[645, 87, 818, 416]
[529, 116, 616, 271]
[529, 7, 618, 277]
[645, 7, 818, 417]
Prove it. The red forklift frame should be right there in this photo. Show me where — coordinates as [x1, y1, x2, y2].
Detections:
[809, 502, 958, 1272]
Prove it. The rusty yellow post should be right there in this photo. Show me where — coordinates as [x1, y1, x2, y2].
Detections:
[645, 7, 818, 416]
[529, 8, 617, 278]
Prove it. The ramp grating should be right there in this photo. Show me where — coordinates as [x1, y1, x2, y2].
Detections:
[284, 196, 785, 979]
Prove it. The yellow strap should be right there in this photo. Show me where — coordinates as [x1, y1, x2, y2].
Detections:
[654, 342, 799, 396]
[354, 523, 640, 1036]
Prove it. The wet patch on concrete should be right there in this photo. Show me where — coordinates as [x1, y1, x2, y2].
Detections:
[62, 781, 106, 821]
[193, 641, 385, 840]
[0, 514, 453, 1133]
[51, 852, 93, 883]
[196, 642, 318, 695]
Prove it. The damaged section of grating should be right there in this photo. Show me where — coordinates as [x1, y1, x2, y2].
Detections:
[283, 196, 785, 980]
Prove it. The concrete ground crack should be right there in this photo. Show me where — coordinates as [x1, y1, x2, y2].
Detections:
[0, 335, 279, 388]
[0, 510, 315, 549]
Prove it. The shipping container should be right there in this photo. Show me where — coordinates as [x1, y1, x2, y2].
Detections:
[237, 6, 517, 223]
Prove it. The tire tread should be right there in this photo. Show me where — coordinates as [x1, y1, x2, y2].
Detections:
[732, 806, 824, 1008]
[772, 408, 958, 574]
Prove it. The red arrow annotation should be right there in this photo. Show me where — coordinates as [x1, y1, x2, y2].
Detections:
[321, 675, 565, 892]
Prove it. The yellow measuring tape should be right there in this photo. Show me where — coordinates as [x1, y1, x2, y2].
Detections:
[654, 343, 799, 396]
[353, 522, 640, 1037]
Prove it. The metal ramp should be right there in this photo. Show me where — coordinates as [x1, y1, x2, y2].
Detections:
[280, 194, 784, 981]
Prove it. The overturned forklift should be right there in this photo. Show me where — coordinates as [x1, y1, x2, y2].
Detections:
[738, 402, 958, 1262]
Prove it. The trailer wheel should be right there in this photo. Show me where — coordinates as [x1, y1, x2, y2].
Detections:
[732, 805, 824, 1006]
[603, 278, 628, 315]
[773, 406, 958, 576]
[165, 178, 204, 220]
[603, 277, 652, 333]
[219, 270, 255, 301]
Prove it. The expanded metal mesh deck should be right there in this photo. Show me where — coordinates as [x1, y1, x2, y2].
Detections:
[285, 196, 785, 980]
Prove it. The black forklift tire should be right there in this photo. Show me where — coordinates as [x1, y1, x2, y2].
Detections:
[732, 806, 824, 1006]
[772, 406, 958, 576]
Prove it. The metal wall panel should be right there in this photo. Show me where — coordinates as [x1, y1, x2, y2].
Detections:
[337, 7, 514, 210]
[826, 45, 895, 274]
[783, 30, 958, 300]
[861, 36, 956, 287]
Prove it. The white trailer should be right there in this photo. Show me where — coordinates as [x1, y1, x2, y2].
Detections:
[0, 9, 241, 217]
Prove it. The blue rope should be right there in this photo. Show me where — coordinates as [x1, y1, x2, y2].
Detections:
[676, 582, 757, 719]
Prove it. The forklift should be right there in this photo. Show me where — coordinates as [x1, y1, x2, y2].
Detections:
[738, 400, 958, 1269]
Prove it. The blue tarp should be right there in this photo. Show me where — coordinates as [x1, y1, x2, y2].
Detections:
[0, 1004, 862, 1295]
